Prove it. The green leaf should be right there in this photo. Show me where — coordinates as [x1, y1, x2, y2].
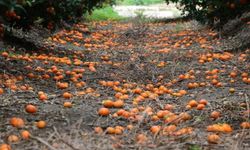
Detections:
[14, 4, 27, 14]
[0, 0, 10, 8]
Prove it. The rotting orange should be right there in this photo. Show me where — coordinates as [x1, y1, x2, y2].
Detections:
[180, 112, 192, 121]
[7, 135, 19, 143]
[94, 127, 103, 134]
[210, 111, 220, 119]
[229, 88, 235, 93]
[136, 134, 147, 144]
[207, 134, 220, 144]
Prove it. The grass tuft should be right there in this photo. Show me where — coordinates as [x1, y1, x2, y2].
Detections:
[85, 6, 125, 21]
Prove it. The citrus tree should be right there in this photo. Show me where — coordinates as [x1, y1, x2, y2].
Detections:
[0, 0, 115, 31]
[165, 0, 250, 26]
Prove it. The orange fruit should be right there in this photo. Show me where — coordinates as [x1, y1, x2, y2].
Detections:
[94, 127, 103, 134]
[0, 144, 11, 150]
[115, 92, 123, 99]
[185, 105, 192, 110]
[106, 81, 114, 87]
[229, 88, 235, 93]
[179, 74, 185, 80]
[179, 90, 187, 95]
[10, 117, 25, 128]
[127, 124, 133, 130]
[164, 104, 174, 111]
[163, 125, 177, 134]
[241, 72, 248, 78]
[196, 104, 205, 110]
[121, 111, 130, 118]
[63, 102, 72, 108]
[200, 82, 206, 86]
[1, 52, 9, 57]
[57, 82, 69, 89]
[113, 100, 124, 108]
[102, 100, 113, 108]
[63, 92, 72, 99]
[36, 120, 46, 129]
[180, 112, 192, 121]
[106, 127, 115, 134]
[39, 94, 48, 101]
[0, 88, 4, 95]
[151, 115, 160, 121]
[210, 111, 220, 119]
[136, 134, 147, 144]
[7, 135, 19, 143]
[25, 104, 37, 114]
[240, 122, 250, 129]
[230, 71, 237, 78]
[133, 88, 142, 94]
[156, 110, 166, 118]
[188, 100, 198, 107]
[222, 124, 233, 133]
[116, 109, 125, 116]
[199, 99, 208, 105]
[114, 128, 123, 135]
[21, 130, 30, 139]
[211, 79, 218, 85]
[150, 126, 161, 134]
[207, 134, 220, 144]
[98, 108, 110, 116]
[38, 91, 44, 96]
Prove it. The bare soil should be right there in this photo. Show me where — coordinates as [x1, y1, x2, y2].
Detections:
[0, 20, 249, 150]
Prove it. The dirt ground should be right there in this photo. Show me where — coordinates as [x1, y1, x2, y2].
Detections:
[0, 20, 250, 150]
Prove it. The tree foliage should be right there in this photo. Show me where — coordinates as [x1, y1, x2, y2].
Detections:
[165, 0, 250, 26]
[0, 0, 115, 30]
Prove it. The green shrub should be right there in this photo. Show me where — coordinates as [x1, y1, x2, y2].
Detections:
[165, 0, 250, 27]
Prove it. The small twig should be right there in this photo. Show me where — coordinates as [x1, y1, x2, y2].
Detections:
[53, 127, 80, 150]
[58, 138, 80, 150]
[244, 94, 250, 120]
[233, 94, 250, 150]
[31, 135, 58, 150]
